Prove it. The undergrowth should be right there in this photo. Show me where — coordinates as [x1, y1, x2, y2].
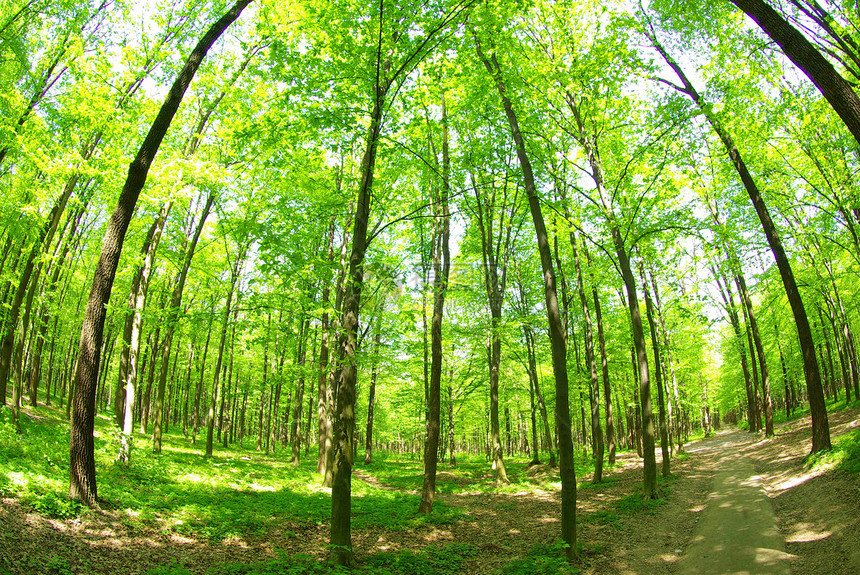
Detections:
[806, 425, 860, 474]
[496, 540, 579, 575]
[142, 543, 477, 575]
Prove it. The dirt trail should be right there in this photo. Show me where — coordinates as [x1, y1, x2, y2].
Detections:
[676, 430, 794, 575]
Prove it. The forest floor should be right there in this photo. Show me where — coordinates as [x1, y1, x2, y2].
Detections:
[1, 404, 858, 574]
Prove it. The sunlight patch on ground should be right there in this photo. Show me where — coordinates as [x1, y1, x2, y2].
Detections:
[177, 473, 206, 484]
[770, 468, 819, 494]
[785, 523, 832, 543]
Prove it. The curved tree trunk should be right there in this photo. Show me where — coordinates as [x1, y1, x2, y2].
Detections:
[650, 32, 831, 452]
[476, 34, 578, 560]
[68, 0, 253, 505]
[727, 0, 860, 147]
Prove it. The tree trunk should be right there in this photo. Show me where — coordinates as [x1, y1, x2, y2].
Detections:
[713, 267, 756, 432]
[640, 261, 670, 477]
[419, 93, 451, 514]
[476, 34, 577, 559]
[69, 0, 253, 505]
[114, 202, 169, 427]
[570, 229, 604, 482]
[154, 193, 214, 453]
[727, 0, 860, 147]
[736, 272, 774, 436]
[330, 62, 385, 565]
[650, 35, 831, 451]
[206, 247, 246, 459]
[566, 89, 656, 497]
[364, 317, 382, 465]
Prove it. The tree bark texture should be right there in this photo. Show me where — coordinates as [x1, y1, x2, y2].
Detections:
[68, 0, 253, 505]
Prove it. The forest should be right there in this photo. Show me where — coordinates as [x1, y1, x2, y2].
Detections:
[1, 0, 860, 573]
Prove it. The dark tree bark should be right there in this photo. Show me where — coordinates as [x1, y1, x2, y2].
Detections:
[465, 158, 518, 482]
[713, 266, 757, 431]
[317, 214, 339, 475]
[290, 310, 312, 463]
[727, 0, 860, 147]
[205, 245, 247, 459]
[117, 202, 169, 462]
[68, 0, 253, 505]
[584, 244, 615, 465]
[476, 33, 578, 560]
[364, 320, 381, 465]
[566, 89, 657, 497]
[329, 46, 386, 563]
[419, 93, 451, 514]
[650, 32, 832, 452]
[570, 230, 604, 482]
[736, 272, 774, 436]
[640, 261, 670, 477]
[648, 268, 682, 454]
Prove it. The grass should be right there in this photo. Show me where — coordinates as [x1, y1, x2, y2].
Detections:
[806, 424, 860, 474]
[0, 404, 468, 541]
[138, 542, 477, 575]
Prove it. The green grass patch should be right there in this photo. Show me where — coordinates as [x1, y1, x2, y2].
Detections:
[616, 491, 665, 514]
[1, 404, 471, 545]
[806, 425, 860, 474]
[496, 540, 579, 574]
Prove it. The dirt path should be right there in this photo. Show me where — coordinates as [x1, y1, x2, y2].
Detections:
[676, 430, 793, 574]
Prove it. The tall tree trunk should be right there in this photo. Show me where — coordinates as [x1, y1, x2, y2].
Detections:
[570, 230, 604, 482]
[476, 34, 577, 559]
[736, 272, 774, 436]
[206, 245, 247, 458]
[154, 194, 214, 453]
[713, 267, 757, 431]
[114, 202, 171, 426]
[727, 0, 860, 147]
[589, 259, 615, 465]
[329, 61, 384, 567]
[566, 90, 657, 498]
[317, 215, 337, 474]
[117, 202, 169, 462]
[364, 323, 381, 465]
[650, 35, 831, 451]
[648, 268, 682, 454]
[640, 261, 670, 477]
[419, 93, 451, 514]
[290, 311, 311, 463]
[68, 0, 253, 505]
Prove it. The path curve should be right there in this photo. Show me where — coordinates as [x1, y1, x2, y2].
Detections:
[676, 430, 795, 575]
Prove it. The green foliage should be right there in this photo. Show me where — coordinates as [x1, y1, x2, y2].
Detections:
[144, 560, 193, 575]
[616, 492, 665, 514]
[496, 541, 579, 575]
[210, 553, 345, 575]
[0, 410, 86, 518]
[365, 542, 476, 575]
[145, 546, 475, 575]
[45, 555, 73, 575]
[806, 426, 860, 475]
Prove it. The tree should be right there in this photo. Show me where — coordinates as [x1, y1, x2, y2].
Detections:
[68, 0, 253, 505]
[475, 26, 578, 561]
[646, 25, 832, 452]
[419, 91, 451, 514]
